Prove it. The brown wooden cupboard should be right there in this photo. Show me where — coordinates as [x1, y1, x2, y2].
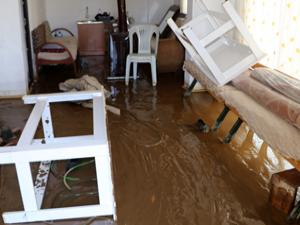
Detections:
[77, 21, 112, 56]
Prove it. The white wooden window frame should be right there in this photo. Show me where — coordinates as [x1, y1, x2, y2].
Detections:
[168, 0, 265, 86]
[0, 91, 116, 224]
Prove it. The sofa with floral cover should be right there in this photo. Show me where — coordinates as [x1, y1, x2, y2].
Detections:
[32, 21, 78, 76]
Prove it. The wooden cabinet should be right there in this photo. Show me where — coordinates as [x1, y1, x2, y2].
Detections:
[77, 21, 112, 56]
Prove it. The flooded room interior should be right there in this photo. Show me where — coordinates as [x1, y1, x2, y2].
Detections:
[1, 0, 300, 224]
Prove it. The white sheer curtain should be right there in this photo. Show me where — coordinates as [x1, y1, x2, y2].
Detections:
[239, 0, 300, 79]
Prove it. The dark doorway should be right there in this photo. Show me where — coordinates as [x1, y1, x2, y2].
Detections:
[22, 0, 34, 85]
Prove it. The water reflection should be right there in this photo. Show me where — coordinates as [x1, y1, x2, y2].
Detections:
[111, 81, 287, 225]
[232, 128, 293, 183]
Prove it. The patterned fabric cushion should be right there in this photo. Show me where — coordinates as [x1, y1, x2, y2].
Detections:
[38, 52, 71, 61]
[233, 74, 300, 130]
[48, 36, 77, 60]
[251, 67, 300, 104]
[183, 60, 234, 102]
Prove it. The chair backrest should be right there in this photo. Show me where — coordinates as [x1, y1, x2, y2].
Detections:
[32, 23, 46, 53]
[129, 25, 159, 55]
[43, 21, 53, 41]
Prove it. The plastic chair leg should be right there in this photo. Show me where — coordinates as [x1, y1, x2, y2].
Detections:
[133, 62, 138, 80]
[151, 60, 157, 86]
[125, 58, 131, 86]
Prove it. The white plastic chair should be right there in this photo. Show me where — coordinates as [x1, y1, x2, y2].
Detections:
[125, 25, 160, 86]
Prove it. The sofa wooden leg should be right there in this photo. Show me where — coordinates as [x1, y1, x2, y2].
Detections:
[212, 106, 230, 132]
[223, 118, 243, 144]
[184, 79, 198, 97]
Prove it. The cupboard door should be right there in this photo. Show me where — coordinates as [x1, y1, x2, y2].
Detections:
[78, 23, 111, 56]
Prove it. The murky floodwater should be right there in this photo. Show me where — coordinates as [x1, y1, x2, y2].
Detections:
[0, 72, 293, 225]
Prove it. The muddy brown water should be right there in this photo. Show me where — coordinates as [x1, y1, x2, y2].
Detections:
[0, 68, 293, 225]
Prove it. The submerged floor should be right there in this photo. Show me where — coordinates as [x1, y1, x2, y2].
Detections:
[0, 58, 294, 225]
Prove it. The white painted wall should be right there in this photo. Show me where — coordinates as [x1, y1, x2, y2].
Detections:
[44, 0, 175, 35]
[0, 0, 28, 96]
[45, 0, 118, 35]
[187, 0, 237, 20]
[128, 0, 174, 24]
[28, 0, 46, 31]
[202, 0, 224, 12]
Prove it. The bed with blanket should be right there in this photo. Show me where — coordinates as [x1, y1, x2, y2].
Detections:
[184, 60, 300, 169]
